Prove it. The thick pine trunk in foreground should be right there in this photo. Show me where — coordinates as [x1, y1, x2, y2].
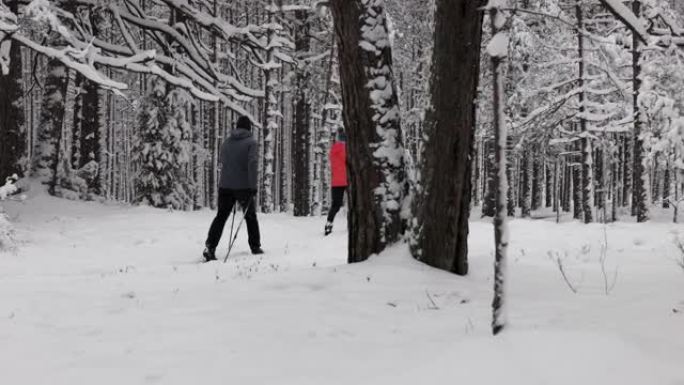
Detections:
[410, 0, 484, 275]
[330, 0, 406, 263]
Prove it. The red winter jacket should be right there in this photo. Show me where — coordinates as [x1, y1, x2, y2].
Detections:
[330, 141, 347, 187]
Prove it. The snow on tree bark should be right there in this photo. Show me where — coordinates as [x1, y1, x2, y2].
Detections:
[631, 0, 649, 222]
[330, 0, 406, 263]
[260, 1, 285, 214]
[487, 0, 510, 336]
[576, 2, 594, 224]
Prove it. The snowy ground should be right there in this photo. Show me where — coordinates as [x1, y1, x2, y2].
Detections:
[1, 188, 684, 385]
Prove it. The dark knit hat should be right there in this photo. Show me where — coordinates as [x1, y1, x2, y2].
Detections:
[337, 129, 346, 142]
[236, 116, 252, 131]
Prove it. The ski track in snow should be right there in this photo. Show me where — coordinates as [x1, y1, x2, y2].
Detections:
[1, 190, 683, 384]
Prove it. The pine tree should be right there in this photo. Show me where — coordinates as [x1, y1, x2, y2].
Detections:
[133, 79, 198, 210]
[33, 59, 69, 190]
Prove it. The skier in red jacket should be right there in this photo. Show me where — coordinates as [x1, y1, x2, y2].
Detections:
[325, 129, 347, 236]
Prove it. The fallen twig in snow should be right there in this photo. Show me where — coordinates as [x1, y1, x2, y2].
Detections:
[599, 226, 618, 295]
[548, 251, 579, 294]
[674, 237, 684, 272]
[425, 290, 440, 310]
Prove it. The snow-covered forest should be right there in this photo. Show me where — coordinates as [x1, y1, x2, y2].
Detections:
[1, 0, 684, 383]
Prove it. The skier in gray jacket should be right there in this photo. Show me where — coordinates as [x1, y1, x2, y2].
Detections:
[203, 116, 263, 261]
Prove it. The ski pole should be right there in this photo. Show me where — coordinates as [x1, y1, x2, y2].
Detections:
[227, 204, 237, 251]
[223, 199, 253, 263]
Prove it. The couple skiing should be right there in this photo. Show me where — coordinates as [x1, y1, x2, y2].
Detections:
[202, 116, 347, 262]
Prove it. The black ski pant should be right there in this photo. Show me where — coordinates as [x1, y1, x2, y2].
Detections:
[206, 189, 261, 251]
[326, 186, 346, 224]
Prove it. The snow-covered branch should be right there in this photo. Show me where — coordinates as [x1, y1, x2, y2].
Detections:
[598, 0, 650, 44]
[2, 0, 270, 115]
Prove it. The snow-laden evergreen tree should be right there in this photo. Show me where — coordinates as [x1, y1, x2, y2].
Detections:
[133, 79, 199, 210]
[33, 59, 69, 190]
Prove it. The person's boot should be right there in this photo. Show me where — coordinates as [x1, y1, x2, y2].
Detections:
[251, 247, 264, 255]
[324, 222, 333, 236]
[203, 247, 217, 262]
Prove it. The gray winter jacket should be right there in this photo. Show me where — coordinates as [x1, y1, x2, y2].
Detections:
[219, 128, 258, 190]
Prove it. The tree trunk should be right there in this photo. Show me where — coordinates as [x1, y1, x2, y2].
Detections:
[562, 161, 571, 212]
[576, 3, 594, 224]
[489, 4, 509, 335]
[663, 161, 670, 209]
[0, 6, 26, 179]
[573, 159, 582, 220]
[482, 138, 496, 217]
[472, 138, 481, 208]
[293, 9, 312, 217]
[330, 0, 407, 263]
[409, 0, 484, 275]
[507, 138, 515, 216]
[595, 145, 605, 213]
[319, 38, 337, 215]
[545, 158, 553, 208]
[261, 2, 280, 214]
[68, 72, 101, 198]
[532, 149, 542, 211]
[622, 135, 632, 207]
[631, 0, 649, 222]
[521, 147, 532, 218]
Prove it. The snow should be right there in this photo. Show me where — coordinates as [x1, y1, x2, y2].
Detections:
[486, 32, 509, 58]
[0, 209, 15, 252]
[0, 175, 18, 200]
[0, 4, 16, 75]
[25, 0, 71, 39]
[357, 0, 406, 242]
[1, 187, 684, 384]
[0, 2, 17, 33]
